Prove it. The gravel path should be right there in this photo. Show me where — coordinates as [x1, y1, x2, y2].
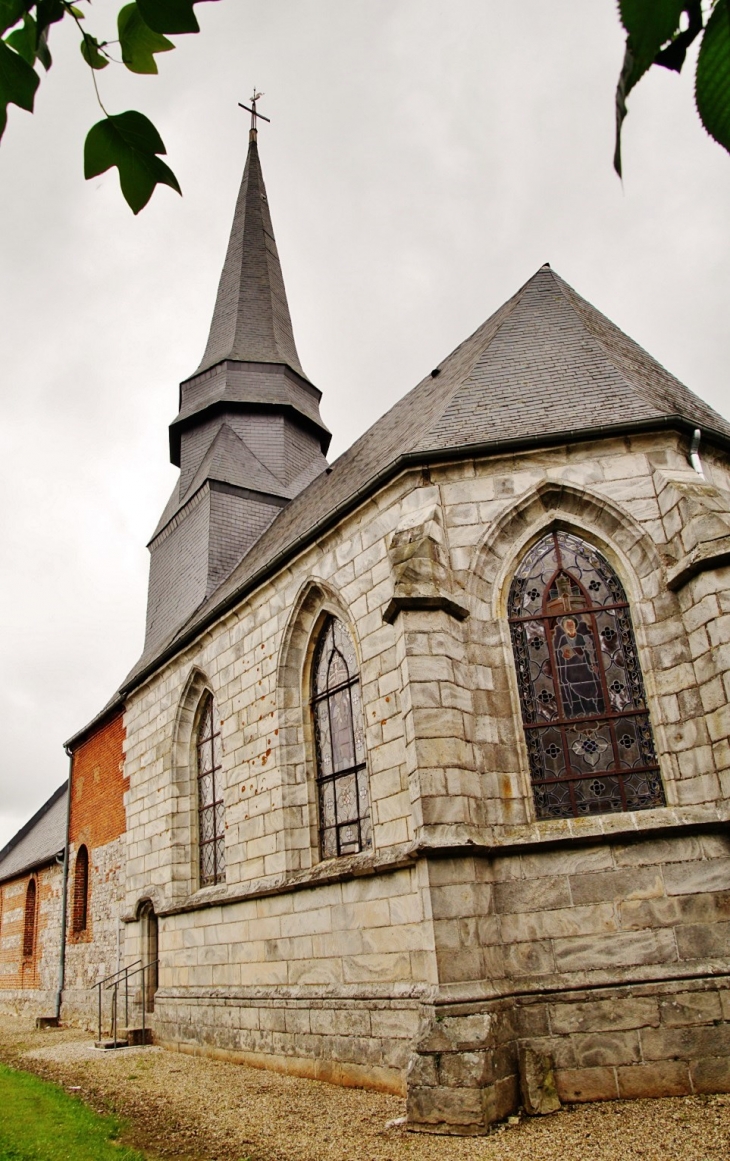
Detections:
[1, 1017, 729, 1161]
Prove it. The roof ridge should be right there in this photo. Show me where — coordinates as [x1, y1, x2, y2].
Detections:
[550, 269, 730, 439]
[347, 271, 536, 468]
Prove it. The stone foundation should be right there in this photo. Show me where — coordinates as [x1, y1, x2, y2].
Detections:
[407, 1003, 518, 1134]
[0, 988, 58, 1020]
[407, 975, 730, 1132]
[520, 976, 730, 1102]
[152, 991, 420, 1095]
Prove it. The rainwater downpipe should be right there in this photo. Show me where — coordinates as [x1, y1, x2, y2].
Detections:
[54, 744, 73, 1021]
[690, 427, 705, 479]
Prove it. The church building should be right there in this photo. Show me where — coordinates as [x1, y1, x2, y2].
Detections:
[2, 112, 730, 1133]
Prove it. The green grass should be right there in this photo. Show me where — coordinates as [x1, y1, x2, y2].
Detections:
[0, 1063, 149, 1161]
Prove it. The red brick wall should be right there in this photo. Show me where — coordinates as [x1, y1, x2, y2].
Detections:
[66, 711, 127, 949]
[0, 866, 60, 990]
[69, 712, 127, 850]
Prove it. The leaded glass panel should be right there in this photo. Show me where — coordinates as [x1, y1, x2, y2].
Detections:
[508, 531, 664, 820]
[196, 691, 226, 885]
[312, 616, 371, 858]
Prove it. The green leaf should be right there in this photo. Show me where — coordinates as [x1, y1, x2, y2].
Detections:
[118, 3, 173, 74]
[34, 0, 64, 39]
[36, 28, 51, 70]
[6, 12, 36, 64]
[80, 33, 109, 70]
[655, 0, 703, 73]
[614, 0, 691, 177]
[618, 0, 686, 78]
[136, 0, 215, 35]
[0, 36, 38, 140]
[84, 110, 182, 214]
[696, 0, 730, 156]
[0, 0, 27, 37]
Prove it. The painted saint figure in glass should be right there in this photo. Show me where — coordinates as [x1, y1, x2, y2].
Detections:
[508, 530, 664, 819]
[311, 616, 371, 859]
[553, 616, 604, 717]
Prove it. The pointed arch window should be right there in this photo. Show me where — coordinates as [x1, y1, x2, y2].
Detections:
[508, 530, 665, 819]
[196, 692, 226, 886]
[311, 616, 371, 859]
[23, 878, 37, 959]
[72, 845, 89, 934]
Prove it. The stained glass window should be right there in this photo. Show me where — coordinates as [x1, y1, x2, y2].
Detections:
[311, 616, 371, 859]
[508, 530, 665, 820]
[196, 692, 226, 886]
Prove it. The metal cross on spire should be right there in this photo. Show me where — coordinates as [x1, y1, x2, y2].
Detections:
[238, 90, 271, 140]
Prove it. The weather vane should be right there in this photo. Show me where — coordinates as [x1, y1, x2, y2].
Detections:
[238, 90, 271, 138]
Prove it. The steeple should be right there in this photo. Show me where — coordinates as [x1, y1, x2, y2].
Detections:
[144, 117, 330, 656]
[195, 129, 305, 378]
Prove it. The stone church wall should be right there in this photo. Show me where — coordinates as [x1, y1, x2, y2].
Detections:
[146, 864, 427, 1091]
[0, 863, 63, 1017]
[121, 428, 730, 1124]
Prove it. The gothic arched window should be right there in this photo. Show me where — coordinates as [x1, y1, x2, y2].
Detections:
[311, 616, 370, 859]
[196, 692, 226, 886]
[72, 845, 89, 934]
[23, 878, 37, 959]
[508, 530, 665, 820]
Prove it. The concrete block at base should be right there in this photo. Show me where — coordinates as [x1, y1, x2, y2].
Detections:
[556, 1067, 619, 1102]
[406, 1086, 491, 1135]
[690, 1056, 730, 1094]
[124, 1027, 154, 1046]
[518, 1047, 561, 1115]
[616, 1061, 691, 1098]
[35, 1016, 59, 1029]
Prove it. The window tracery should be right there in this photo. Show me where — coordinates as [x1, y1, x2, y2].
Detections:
[311, 616, 370, 858]
[508, 530, 664, 819]
[196, 692, 226, 886]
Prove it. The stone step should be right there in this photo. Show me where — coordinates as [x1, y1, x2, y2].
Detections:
[35, 1016, 59, 1030]
[123, 1027, 154, 1046]
[94, 1039, 129, 1050]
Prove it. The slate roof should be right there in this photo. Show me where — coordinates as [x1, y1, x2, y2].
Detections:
[0, 782, 67, 883]
[194, 134, 308, 380]
[152, 422, 290, 542]
[72, 262, 730, 722]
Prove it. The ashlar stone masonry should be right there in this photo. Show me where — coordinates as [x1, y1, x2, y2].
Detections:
[4, 125, 729, 1133]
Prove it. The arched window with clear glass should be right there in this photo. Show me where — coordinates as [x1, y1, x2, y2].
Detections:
[311, 616, 371, 858]
[508, 530, 665, 819]
[196, 692, 226, 886]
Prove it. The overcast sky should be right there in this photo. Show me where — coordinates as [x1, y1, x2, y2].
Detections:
[1, 0, 729, 848]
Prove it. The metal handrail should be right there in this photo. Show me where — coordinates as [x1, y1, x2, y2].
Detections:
[93, 957, 158, 1047]
[97, 959, 142, 991]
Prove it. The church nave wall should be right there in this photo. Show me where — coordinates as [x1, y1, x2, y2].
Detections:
[0, 865, 63, 1016]
[117, 425, 730, 1116]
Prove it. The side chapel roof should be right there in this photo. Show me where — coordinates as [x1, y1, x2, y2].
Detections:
[92, 262, 730, 704]
[0, 782, 67, 884]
